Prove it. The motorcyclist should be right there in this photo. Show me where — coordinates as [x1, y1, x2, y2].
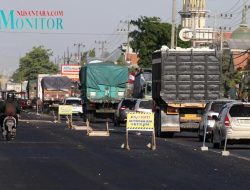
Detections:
[0, 92, 21, 137]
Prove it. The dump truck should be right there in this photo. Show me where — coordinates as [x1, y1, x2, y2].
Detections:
[152, 47, 221, 137]
[79, 62, 128, 122]
[41, 76, 72, 113]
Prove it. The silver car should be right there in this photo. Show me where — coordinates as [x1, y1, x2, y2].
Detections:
[134, 99, 153, 113]
[114, 98, 137, 127]
[212, 102, 250, 148]
[198, 99, 235, 141]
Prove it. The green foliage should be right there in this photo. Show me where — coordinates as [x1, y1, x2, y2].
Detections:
[81, 48, 96, 65]
[81, 51, 88, 65]
[129, 16, 191, 68]
[12, 46, 58, 82]
[116, 54, 128, 66]
[222, 50, 243, 97]
[89, 48, 96, 57]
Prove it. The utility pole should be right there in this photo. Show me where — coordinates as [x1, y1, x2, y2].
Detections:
[63, 51, 66, 64]
[118, 20, 131, 61]
[67, 47, 70, 64]
[126, 20, 131, 62]
[74, 43, 85, 64]
[171, 0, 176, 49]
[211, 13, 232, 49]
[95, 40, 107, 57]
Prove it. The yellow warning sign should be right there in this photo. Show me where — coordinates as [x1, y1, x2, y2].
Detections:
[126, 112, 154, 131]
[59, 105, 73, 115]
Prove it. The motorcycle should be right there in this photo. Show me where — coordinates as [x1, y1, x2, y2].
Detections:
[2, 116, 17, 141]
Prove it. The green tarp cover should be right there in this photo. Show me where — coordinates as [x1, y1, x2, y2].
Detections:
[79, 62, 128, 89]
[26, 79, 36, 91]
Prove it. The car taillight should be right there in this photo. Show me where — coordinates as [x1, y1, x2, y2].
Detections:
[224, 115, 230, 127]
[120, 106, 126, 110]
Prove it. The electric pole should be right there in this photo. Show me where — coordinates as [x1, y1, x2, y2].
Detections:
[119, 20, 131, 61]
[74, 43, 85, 64]
[171, 0, 176, 49]
[95, 40, 107, 57]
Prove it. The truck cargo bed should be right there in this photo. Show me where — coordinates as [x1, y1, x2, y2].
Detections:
[152, 49, 221, 103]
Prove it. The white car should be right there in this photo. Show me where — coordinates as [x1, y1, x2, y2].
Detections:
[198, 99, 235, 141]
[63, 97, 83, 116]
[134, 99, 153, 113]
[212, 102, 250, 148]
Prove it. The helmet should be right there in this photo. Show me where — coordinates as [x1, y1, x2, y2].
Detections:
[7, 92, 15, 100]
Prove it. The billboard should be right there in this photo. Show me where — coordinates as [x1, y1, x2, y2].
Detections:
[61, 64, 81, 81]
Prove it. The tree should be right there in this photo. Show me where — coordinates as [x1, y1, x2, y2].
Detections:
[81, 48, 96, 65]
[12, 46, 58, 82]
[222, 50, 243, 98]
[89, 48, 96, 58]
[129, 16, 190, 68]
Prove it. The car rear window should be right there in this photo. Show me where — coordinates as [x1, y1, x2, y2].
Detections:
[210, 102, 230, 112]
[65, 100, 81, 105]
[229, 104, 250, 117]
[121, 99, 136, 109]
[139, 100, 153, 109]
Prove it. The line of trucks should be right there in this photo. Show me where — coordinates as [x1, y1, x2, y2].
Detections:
[25, 47, 222, 137]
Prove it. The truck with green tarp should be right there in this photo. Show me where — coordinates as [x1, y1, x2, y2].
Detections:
[79, 62, 128, 121]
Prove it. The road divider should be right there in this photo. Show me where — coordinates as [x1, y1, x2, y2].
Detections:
[86, 119, 110, 137]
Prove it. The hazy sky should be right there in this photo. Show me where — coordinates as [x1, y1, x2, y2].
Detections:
[0, 0, 249, 75]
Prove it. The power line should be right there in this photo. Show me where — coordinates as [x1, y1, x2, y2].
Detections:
[232, 48, 250, 60]
[222, 0, 243, 13]
[234, 54, 250, 67]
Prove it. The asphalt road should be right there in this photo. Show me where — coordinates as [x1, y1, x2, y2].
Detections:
[0, 112, 249, 190]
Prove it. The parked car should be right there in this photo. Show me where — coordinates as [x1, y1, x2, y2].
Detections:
[212, 102, 250, 148]
[63, 97, 83, 117]
[198, 99, 235, 141]
[114, 98, 137, 126]
[134, 99, 153, 113]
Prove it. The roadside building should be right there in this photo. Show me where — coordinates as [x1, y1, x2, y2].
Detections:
[223, 3, 250, 101]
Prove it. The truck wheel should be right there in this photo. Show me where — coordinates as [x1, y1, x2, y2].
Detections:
[114, 119, 120, 127]
[213, 142, 220, 149]
[198, 135, 204, 142]
[92, 114, 96, 123]
[161, 132, 174, 138]
[86, 113, 92, 122]
[86, 113, 96, 123]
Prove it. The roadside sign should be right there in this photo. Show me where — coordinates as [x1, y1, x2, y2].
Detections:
[61, 64, 81, 81]
[58, 105, 73, 115]
[123, 112, 156, 150]
[127, 112, 154, 131]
